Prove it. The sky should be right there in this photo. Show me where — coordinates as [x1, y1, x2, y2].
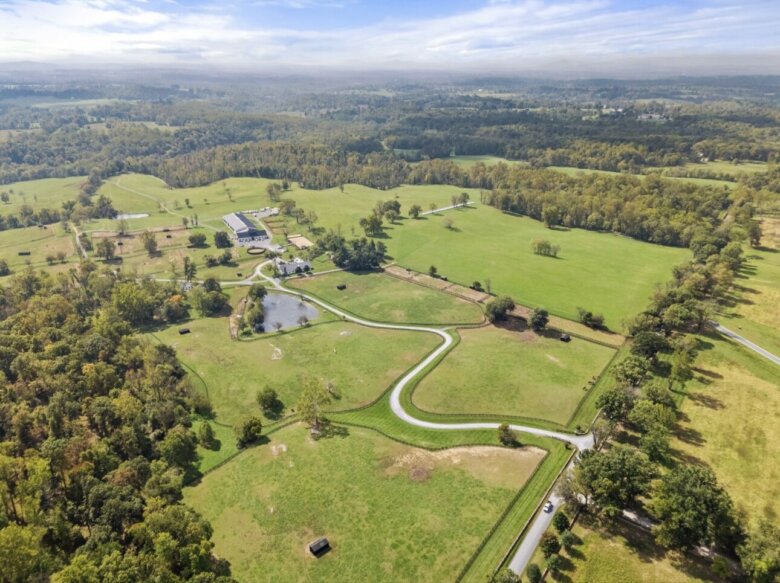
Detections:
[0, 0, 779, 74]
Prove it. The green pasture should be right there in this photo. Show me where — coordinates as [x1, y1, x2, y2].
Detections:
[185, 424, 545, 583]
[536, 513, 721, 583]
[0, 176, 86, 212]
[0, 224, 78, 277]
[717, 217, 780, 356]
[672, 333, 780, 528]
[412, 325, 615, 426]
[151, 313, 440, 426]
[548, 165, 735, 189]
[449, 155, 528, 168]
[287, 270, 485, 325]
[385, 206, 689, 327]
[92, 173, 686, 327]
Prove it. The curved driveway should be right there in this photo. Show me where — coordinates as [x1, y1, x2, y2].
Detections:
[248, 262, 594, 449]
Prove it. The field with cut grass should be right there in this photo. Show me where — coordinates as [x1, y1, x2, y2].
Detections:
[0, 223, 78, 276]
[537, 513, 721, 583]
[287, 270, 485, 325]
[717, 216, 780, 356]
[448, 155, 529, 168]
[185, 424, 546, 583]
[671, 333, 780, 528]
[0, 176, 86, 212]
[152, 312, 440, 426]
[413, 325, 615, 426]
[549, 165, 735, 189]
[386, 206, 689, 327]
[85, 174, 686, 327]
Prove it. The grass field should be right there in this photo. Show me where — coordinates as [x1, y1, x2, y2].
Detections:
[0, 223, 78, 276]
[0, 176, 86, 212]
[412, 325, 615, 426]
[152, 313, 440, 426]
[386, 206, 689, 327]
[448, 155, 529, 168]
[86, 174, 686, 327]
[538, 513, 721, 583]
[670, 333, 780, 528]
[287, 270, 485, 325]
[184, 424, 545, 583]
[549, 165, 736, 189]
[717, 216, 780, 356]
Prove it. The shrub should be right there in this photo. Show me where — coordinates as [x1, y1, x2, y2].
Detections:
[235, 417, 263, 448]
[188, 232, 207, 247]
[526, 563, 542, 583]
[198, 422, 216, 448]
[540, 532, 561, 558]
[498, 423, 518, 446]
[553, 510, 570, 533]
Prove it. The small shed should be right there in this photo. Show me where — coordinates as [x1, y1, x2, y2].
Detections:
[178, 328, 191, 335]
[309, 537, 330, 558]
[560, 333, 571, 342]
[18, 251, 31, 256]
[336, 284, 347, 291]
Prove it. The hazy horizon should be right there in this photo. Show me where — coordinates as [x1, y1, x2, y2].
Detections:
[0, 0, 779, 77]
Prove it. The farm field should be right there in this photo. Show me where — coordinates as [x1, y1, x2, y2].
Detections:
[0, 175, 86, 212]
[151, 312, 441, 426]
[184, 424, 546, 583]
[287, 270, 485, 325]
[88, 173, 689, 327]
[94, 173, 474, 236]
[717, 216, 780, 356]
[386, 206, 689, 327]
[671, 334, 780, 528]
[0, 223, 78, 276]
[448, 155, 529, 168]
[548, 165, 736, 189]
[412, 325, 615, 426]
[537, 514, 721, 583]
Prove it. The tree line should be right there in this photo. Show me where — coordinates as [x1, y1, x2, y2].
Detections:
[0, 264, 236, 581]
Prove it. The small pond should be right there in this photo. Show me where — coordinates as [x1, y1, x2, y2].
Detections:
[116, 213, 150, 220]
[262, 293, 319, 332]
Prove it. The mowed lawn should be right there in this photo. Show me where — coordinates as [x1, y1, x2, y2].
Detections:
[718, 216, 780, 356]
[0, 176, 86, 212]
[184, 424, 545, 583]
[386, 206, 687, 327]
[152, 314, 440, 426]
[287, 270, 485, 325]
[672, 334, 780, 528]
[549, 514, 721, 583]
[413, 325, 615, 426]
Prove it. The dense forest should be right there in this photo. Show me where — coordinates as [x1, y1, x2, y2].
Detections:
[0, 265, 234, 581]
[2, 77, 780, 185]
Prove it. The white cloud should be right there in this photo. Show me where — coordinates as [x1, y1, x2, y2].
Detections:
[0, 0, 778, 74]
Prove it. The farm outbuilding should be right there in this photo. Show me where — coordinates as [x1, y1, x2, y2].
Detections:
[223, 212, 268, 246]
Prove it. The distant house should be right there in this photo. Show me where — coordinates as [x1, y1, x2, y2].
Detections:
[223, 212, 268, 246]
[275, 257, 311, 276]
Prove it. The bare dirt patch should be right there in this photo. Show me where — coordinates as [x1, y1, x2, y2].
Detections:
[383, 445, 545, 490]
[271, 443, 288, 457]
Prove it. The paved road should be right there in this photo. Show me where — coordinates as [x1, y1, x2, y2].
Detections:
[508, 492, 563, 574]
[711, 321, 780, 366]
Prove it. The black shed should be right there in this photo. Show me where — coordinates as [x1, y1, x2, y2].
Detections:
[178, 328, 191, 335]
[308, 537, 330, 557]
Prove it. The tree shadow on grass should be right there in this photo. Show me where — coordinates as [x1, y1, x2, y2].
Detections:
[316, 420, 350, 440]
[687, 392, 725, 410]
